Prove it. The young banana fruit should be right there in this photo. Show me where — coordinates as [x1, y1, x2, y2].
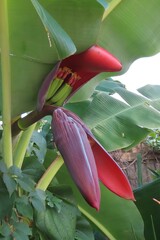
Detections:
[46, 77, 64, 100]
[46, 67, 78, 106]
[48, 82, 72, 106]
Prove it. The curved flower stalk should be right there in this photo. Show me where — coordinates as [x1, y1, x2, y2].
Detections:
[37, 45, 122, 111]
[52, 108, 135, 210]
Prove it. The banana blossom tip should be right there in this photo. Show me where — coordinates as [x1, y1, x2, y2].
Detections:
[52, 108, 100, 210]
[52, 108, 134, 209]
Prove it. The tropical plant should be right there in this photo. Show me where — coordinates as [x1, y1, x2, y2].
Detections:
[1, 0, 160, 239]
[146, 129, 160, 152]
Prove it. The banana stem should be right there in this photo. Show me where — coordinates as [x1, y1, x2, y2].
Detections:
[36, 156, 64, 191]
[78, 206, 116, 240]
[12, 105, 57, 137]
[13, 123, 37, 168]
[0, 0, 13, 167]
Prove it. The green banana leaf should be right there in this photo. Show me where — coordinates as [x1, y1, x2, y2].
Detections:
[135, 178, 160, 240]
[1, 0, 160, 118]
[95, 78, 125, 94]
[71, 0, 160, 102]
[67, 84, 160, 151]
[0, 0, 104, 118]
[57, 165, 145, 240]
[98, 0, 160, 72]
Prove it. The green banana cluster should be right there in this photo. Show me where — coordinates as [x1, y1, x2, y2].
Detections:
[46, 77, 72, 106]
[46, 77, 64, 100]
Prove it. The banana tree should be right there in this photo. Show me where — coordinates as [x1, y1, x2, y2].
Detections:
[1, 0, 160, 239]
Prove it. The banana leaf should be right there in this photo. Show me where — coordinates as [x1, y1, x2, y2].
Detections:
[98, 0, 160, 72]
[67, 84, 160, 151]
[0, 0, 104, 118]
[135, 178, 160, 240]
[71, 0, 160, 102]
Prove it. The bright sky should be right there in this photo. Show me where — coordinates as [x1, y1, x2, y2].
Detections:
[115, 52, 160, 92]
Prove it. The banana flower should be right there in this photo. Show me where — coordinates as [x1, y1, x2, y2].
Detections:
[12, 45, 134, 210]
[37, 45, 122, 111]
[36, 45, 134, 210]
[52, 108, 135, 210]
